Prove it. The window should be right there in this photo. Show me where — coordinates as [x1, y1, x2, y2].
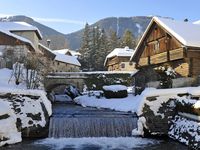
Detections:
[129, 62, 133, 66]
[154, 40, 159, 53]
[57, 62, 60, 65]
[121, 63, 125, 68]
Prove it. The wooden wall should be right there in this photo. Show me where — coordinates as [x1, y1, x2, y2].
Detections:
[106, 56, 132, 71]
[187, 50, 200, 77]
[138, 23, 183, 67]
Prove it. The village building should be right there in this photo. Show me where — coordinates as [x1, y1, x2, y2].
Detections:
[51, 49, 81, 72]
[104, 46, 136, 71]
[0, 22, 42, 68]
[54, 49, 81, 58]
[130, 17, 200, 90]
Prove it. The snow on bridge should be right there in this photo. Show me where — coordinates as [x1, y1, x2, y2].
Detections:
[45, 71, 136, 92]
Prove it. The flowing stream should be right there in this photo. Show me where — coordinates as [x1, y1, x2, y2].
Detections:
[1, 102, 188, 150]
[49, 102, 137, 138]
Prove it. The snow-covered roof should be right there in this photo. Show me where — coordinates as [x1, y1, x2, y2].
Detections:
[0, 22, 42, 39]
[131, 17, 200, 61]
[0, 26, 36, 51]
[54, 52, 81, 66]
[54, 49, 81, 57]
[54, 49, 69, 55]
[104, 47, 135, 66]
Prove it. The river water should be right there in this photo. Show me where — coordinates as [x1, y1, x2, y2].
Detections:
[1, 102, 188, 150]
[1, 137, 187, 150]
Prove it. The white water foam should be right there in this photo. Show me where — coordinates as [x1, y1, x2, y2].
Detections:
[35, 137, 159, 150]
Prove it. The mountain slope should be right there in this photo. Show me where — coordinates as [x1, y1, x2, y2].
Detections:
[0, 15, 151, 50]
[0, 15, 68, 50]
[65, 16, 152, 49]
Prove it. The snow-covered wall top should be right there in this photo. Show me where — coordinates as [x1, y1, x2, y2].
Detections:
[103, 85, 127, 92]
[0, 22, 42, 39]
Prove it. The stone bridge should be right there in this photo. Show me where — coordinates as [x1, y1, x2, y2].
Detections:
[44, 72, 87, 93]
[44, 71, 134, 93]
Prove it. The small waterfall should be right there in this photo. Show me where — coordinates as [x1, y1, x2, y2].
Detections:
[48, 115, 137, 138]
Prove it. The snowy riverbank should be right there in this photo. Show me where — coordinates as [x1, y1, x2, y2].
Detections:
[0, 68, 52, 146]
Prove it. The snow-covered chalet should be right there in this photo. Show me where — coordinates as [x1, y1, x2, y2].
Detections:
[104, 46, 136, 71]
[130, 17, 200, 89]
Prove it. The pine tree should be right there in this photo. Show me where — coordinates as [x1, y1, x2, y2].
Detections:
[108, 29, 119, 51]
[79, 23, 91, 70]
[79, 25, 110, 71]
[120, 30, 136, 49]
[95, 29, 108, 70]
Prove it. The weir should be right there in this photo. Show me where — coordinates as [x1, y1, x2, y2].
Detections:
[48, 103, 138, 138]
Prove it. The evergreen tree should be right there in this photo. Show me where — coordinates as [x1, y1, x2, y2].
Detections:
[95, 29, 108, 70]
[108, 29, 119, 53]
[79, 25, 110, 71]
[79, 23, 90, 70]
[120, 30, 136, 49]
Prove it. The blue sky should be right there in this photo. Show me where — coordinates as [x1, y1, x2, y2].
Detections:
[0, 0, 200, 34]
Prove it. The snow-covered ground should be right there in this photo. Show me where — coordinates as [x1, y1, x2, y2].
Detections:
[75, 87, 200, 114]
[75, 93, 141, 113]
[0, 68, 26, 89]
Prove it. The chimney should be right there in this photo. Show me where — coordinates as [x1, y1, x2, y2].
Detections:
[47, 39, 51, 48]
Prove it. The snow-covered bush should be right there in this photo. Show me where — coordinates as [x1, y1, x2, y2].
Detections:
[103, 85, 128, 98]
[155, 66, 176, 89]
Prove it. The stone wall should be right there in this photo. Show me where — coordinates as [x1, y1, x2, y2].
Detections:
[51, 60, 80, 72]
[0, 91, 52, 138]
[0, 45, 29, 69]
[141, 96, 176, 135]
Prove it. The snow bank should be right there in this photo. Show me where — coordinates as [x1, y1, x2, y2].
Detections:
[137, 87, 200, 116]
[169, 115, 200, 149]
[132, 87, 200, 136]
[0, 100, 21, 146]
[75, 93, 141, 113]
[0, 87, 52, 116]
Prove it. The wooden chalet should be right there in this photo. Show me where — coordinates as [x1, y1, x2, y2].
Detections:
[130, 17, 200, 90]
[104, 47, 136, 71]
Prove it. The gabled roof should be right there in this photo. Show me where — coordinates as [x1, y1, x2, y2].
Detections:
[54, 52, 81, 66]
[0, 27, 36, 51]
[0, 22, 42, 39]
[54, 49, 69, 55]
[130, 17, 200, 61]
[54, 49, 81, 57]
[104, 47, 135, 66]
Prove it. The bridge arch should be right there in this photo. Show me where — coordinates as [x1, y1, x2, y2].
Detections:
[44, 78, 84, 93]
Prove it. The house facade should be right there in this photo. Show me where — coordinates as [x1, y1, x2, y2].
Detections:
[0, 22, 42, 68]
[130, 17, 200, 89]
[51, 50, 81, 72]
[104, 47, 136, 71]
